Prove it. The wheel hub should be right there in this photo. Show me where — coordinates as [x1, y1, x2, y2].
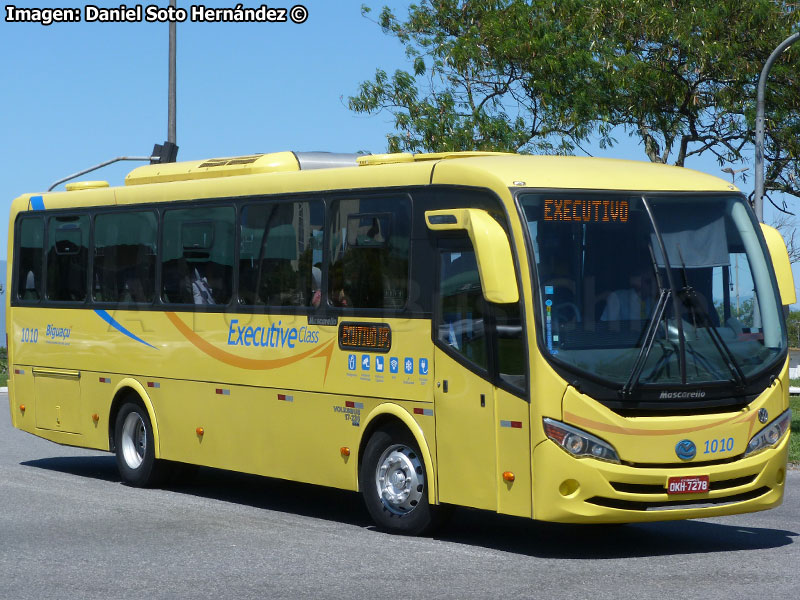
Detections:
[121, 412, 147, 470]
[375, 445, 424, 515]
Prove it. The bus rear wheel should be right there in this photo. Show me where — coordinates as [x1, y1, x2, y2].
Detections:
[360, 425, 439, 535]
[114, 402, 169, 487]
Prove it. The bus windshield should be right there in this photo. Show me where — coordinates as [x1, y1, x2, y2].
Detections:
[519, 193, 786, 394]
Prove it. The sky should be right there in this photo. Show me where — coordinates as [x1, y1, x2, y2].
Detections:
[1, 0, 798, 305]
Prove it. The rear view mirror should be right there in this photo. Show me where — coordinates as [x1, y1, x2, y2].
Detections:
[425, 209, 519, 304]
[760, 223, 796, 306]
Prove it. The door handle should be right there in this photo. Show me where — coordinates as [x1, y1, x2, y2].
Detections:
[480, 393, 485, 407]
[442, 380, 448, 393]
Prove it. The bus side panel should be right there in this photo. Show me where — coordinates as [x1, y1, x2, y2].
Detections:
[82, 375, 115, 451]
[150, 379, 363, 492]
[153, 379, 259, 474]
[9, 369, 35, 432]
[150, 380, 439, 493]
[494, 387, 532, 518]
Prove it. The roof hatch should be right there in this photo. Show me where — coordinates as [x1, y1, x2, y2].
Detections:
[125, 151, 359, 186]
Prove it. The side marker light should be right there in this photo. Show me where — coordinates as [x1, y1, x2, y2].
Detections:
[20, 404, 26, 413]
[503, 471, 515, 483]
[196, 427, 204, 436]
[340, 447, 351, 457]
[92, 413, 100, 423]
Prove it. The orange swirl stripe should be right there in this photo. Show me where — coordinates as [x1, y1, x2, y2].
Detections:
[165, 312, 335, 376]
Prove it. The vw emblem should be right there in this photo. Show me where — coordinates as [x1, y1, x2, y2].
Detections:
[758, 408, 769, 424]
[675, 439, 696, 461]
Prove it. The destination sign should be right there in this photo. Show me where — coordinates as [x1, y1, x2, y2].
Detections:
[339, 322, 392, 352]
[543, 199, 629, 223]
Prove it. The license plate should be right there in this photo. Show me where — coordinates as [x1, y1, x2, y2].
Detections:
[666, 475, 710, 495]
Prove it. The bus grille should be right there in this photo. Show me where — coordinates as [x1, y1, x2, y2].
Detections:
[608, 474, 757, 495]
[586, 486, 770, 512]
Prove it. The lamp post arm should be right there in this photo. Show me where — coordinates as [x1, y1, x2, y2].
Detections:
[754, 31, 799, 222]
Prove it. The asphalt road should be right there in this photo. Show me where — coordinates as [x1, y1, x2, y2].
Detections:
[1, 392, 798, 600]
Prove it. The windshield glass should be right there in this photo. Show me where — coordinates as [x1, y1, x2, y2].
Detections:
[519, 193, 786, 389]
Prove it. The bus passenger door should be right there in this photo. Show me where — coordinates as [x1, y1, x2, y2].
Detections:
[433, 245, 497, 511]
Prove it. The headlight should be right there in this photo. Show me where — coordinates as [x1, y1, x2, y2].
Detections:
[543, 418, 620, 464]
[744, 409, 792, 457]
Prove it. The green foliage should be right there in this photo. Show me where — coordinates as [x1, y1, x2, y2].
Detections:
[715, 297, 755, 329]
[350, 0, 602, 154]
[351, 1, 800, 200]
[786, 309, 800, 348]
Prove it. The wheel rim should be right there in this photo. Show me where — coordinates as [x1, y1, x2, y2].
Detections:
[375, 444, 425, 515]
[121, 412, 147, 470]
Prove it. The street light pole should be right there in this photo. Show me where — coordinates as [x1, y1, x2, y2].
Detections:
[754, 31, 799, 222]
[168, 0, 177, 145]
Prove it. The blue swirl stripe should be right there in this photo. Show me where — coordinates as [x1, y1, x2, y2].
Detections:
[94, 309, 158, 350]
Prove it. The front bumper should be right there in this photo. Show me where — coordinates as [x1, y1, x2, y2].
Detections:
[532, 434, 789, 523]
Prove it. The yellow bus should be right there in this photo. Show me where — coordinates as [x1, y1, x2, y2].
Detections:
[6, 151, 795, 534]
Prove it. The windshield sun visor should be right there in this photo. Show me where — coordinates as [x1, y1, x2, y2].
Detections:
[650, 205, 730, 269]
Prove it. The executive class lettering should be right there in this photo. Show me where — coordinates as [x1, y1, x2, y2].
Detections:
[227, 319, 319, 349]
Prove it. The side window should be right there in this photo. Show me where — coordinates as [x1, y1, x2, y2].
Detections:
[437, 248, 488, 371]
[93, 211, 157, 303]
[239, 199, 324, 306]
[495, 301, 526, 389]
[46, 214, 89, 302]
[328, 196, 411, 309]
[437, 245, 528, 391]
[162, 206, 235, 305]
[16, 217, 44, 302]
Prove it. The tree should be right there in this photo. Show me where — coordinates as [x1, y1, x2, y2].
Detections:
[350, 1, 800, 204]
[786, 309, 800, 348]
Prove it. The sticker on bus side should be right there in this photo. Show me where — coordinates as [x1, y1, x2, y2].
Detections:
[333, 401, 362, 426]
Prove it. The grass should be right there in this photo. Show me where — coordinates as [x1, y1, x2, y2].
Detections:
[789, 380, 800, 464]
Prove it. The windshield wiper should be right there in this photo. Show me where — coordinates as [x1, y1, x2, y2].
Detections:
[620, 244, 672, 400]
[674, 246, 747, 388]
[641, 196, 688, 384]
[620, 285, 671, 400]
[679, 285, 747, 388]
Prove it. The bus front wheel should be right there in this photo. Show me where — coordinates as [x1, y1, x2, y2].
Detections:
[360, 425, 439, 535]
[114, 402, 169, 487]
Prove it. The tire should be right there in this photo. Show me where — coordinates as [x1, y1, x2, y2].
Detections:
[114, 401, 170, 487]
[360, 425, 440, 535]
